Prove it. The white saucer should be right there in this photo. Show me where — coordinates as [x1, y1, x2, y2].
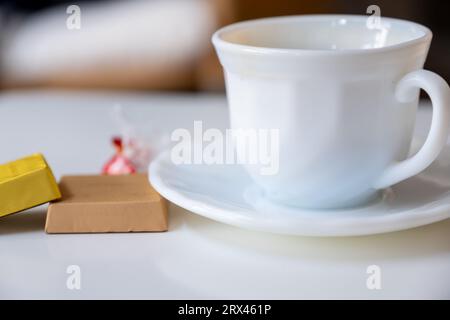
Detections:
[149, 142, 450, 237]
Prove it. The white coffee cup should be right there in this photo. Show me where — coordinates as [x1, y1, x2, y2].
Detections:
[212, 15, 450, 209]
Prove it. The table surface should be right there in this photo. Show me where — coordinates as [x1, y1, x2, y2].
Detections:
[0, 90, 449, 300]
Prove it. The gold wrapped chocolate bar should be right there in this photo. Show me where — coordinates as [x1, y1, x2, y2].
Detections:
[0, 154, 61, 218]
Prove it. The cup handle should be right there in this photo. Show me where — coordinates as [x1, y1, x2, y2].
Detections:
[374, 70, 450, 189]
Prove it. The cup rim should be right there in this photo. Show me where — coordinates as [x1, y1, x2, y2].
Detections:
[212, 14, 432, 56]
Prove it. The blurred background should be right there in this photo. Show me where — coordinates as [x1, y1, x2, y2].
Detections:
[0, 0, 449, 92]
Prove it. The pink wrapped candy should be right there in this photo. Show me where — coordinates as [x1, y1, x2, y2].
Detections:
[102, 137, 136, 175]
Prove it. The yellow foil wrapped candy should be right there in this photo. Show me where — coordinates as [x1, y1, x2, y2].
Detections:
[0, 154, 61, 218]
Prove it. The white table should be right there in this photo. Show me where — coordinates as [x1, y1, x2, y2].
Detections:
[0, 90, 449, 299]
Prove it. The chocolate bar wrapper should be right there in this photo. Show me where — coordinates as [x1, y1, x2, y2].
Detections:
[0, 154, 61, 217]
